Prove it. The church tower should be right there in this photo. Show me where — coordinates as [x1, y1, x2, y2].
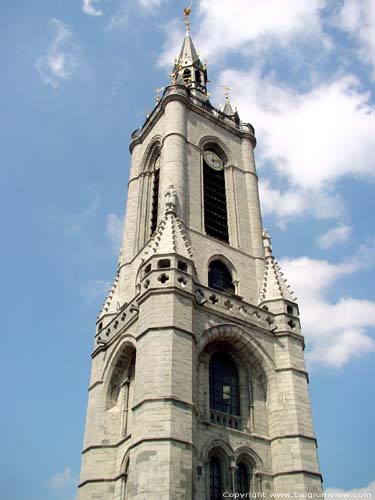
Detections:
[78, 9, 322, 500]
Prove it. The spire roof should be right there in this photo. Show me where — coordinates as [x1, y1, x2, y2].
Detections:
[98, 270, 120, 319]
[143, 212, 193, 260]
[259, 230, 297, 304]
[170, 7, 208, 99]
[142, 185, 193, 261]
[178, 32, 199, 66]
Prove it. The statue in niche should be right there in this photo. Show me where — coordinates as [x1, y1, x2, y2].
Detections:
[165, 185, 177, 213]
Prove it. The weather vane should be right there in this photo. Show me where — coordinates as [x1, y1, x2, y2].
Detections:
[184, 2, 193, 32]
[221, 84, 233, 102]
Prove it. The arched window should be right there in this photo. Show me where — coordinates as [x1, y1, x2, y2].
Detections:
[209, 353, 240, 416]
[236, 462, 252, 494]
[203, 149, 229, 242]
[208, 260, 235, 294]
[209, 456, 223, 500]
[150, 155, 160, 235]
[183, 68, 192, 84]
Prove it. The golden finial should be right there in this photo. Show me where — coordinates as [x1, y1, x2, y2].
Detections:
[184, 3, 192, 32]
[221, 84, 233, 102]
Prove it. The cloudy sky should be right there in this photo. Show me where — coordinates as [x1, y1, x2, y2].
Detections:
[0, 1, 374, 499]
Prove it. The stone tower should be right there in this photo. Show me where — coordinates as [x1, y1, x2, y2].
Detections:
[78, 12, 322, 500]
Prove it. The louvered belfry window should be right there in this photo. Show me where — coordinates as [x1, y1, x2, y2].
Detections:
[150, 157, 160, 235]
[203, 154, 229, 242]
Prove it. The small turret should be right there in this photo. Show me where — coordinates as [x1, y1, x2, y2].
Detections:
[259, 229, 300, 332]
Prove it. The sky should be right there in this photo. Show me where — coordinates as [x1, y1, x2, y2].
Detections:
[0, 1, 374, 499]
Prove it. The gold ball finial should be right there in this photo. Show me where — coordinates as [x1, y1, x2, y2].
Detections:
[184, 4, 192, 32]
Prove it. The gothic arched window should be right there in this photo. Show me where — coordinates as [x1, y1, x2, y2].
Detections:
[209, 352, 240, 416]
[236, 462, 252, 494]
[209, 456, 223, 500]
[150, 155, 160, 235]
[208, 260, 235, 294]
[203, 149, 229, 242]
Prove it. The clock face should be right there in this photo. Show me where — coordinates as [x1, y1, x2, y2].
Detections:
[204, 151, 223, 171]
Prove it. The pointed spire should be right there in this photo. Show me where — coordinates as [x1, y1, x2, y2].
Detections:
[170, 6, 208, 99]
[142, 185, 193, 261]
[259, 229, 297, 304]
[221, 84, 240, 121]
[98, 270, 120, 319]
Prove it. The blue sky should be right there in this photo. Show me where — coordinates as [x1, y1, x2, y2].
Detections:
[0, 1, 374, 499]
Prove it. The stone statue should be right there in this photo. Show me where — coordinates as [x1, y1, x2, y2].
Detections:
[165, 185, 177, 213]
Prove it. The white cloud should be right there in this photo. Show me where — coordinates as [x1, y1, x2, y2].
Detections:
[68, 192, 100, 233]
[138, 0, 165, 10]
[281, 246, 375, 368]
[196, 0, 326, 61]
[217, 70, 375, 190]
[48, 467, 75, 490]
[325, 479, 375, 500]
[159, 0, 327, 67]
[317, 224, 352, 249]
[106, 213, 123, 253]
[82, 0, 102, 16]
[334, 0, 375, 79]
[212, 69, 374, 223]
[80, 279, 111, 304]
[107, 4, 128, 29]
[259, 180, 344, 225]
[35, 19, 81, 88]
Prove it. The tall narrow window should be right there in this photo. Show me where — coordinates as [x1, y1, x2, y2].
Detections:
[209, 456, 223, 500]
[122, 459, 129, 500]
[236, 462, 251, 494]
[203, 150, 229, 242]
[209, 353, 240, 416]
[208, 260, 235, 294]
[150, 156, 160, 235]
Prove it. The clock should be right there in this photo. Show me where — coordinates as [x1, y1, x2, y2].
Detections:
[204, 151, 224, 171]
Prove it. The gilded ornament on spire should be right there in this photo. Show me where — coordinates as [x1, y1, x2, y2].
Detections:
[221, 84, 233, 102]
[184, 4, 192, 32]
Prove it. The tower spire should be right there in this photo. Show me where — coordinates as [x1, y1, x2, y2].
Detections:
[170, 5, 209, 100]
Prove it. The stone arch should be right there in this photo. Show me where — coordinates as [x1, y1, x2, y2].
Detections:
[102, 338, 137, 410]
[197, 323, 275, 435]
[201, 438, 235, 463]
[198, 135, 234, 166]
[234, 445, 263, 469]
[207, 254, 237, 281]
[120, 451, 131, 500]
[139, 136, 162, 173]
[198, 323, 275, 383]
[201, 439, 234, 499]
[207, 254, 238, 294]
[102, 336, 137, 381]
[136, 137, 162, 249]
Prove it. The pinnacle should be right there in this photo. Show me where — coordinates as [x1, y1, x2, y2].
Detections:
[259, 229, 297, 304]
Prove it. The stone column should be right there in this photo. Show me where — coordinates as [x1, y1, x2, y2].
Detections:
[160, 99, 188, 221]
[241, 138, 264, 290]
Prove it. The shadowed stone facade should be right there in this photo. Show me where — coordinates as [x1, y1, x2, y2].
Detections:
[78, 20, 322, 500]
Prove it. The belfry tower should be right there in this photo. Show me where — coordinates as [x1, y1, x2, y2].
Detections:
[78, 9, 322, 500]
